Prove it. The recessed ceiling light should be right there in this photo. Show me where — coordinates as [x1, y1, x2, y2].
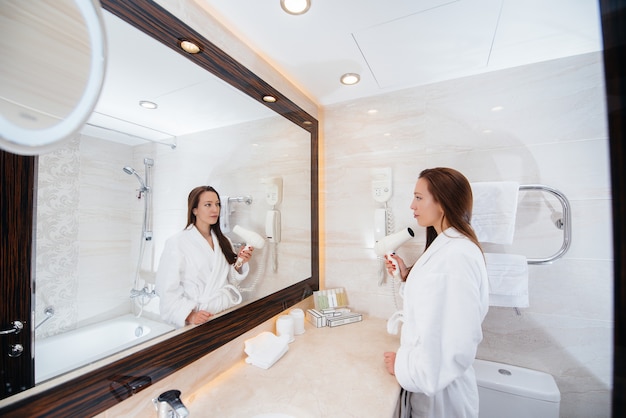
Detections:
[263, 95, 277, 103]
[139, 100, 158, 109]
[280, 0, 311, 15]
[179, 40, 200, 54]
[340, 73, 360, 85]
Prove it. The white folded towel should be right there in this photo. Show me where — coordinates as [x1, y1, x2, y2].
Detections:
[471, 181, 519, 244]
[244, 331, 289, 369]
[485, 253, 529, 308]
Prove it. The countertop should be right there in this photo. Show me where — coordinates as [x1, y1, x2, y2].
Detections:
[184, 316, 401, 418]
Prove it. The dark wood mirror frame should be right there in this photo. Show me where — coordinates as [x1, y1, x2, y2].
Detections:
[0, 0, 318, 416]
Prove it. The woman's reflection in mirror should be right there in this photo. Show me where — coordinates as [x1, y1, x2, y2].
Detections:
[155, 186, 255, 328]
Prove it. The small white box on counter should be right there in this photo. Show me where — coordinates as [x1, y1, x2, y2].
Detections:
[326, 312, 362, 328]
[306, 309, 327, 327]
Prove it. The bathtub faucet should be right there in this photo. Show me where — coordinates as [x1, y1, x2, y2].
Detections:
[35, 306, 55, 330]
[130, 287, 156, 299]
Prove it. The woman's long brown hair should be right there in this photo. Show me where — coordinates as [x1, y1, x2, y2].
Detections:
[186, 185, 238, 264]
[419, 168, 482, 253]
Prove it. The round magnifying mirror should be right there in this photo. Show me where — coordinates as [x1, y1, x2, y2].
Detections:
[0, 0, 106, 155]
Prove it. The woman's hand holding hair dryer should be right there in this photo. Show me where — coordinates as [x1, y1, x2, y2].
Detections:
[232, 224, 265, 269]
[384, 253, 410, 281]
[375, 227, 414, 281]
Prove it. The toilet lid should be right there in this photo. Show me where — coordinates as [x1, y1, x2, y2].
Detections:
[474, 359, 561, 402]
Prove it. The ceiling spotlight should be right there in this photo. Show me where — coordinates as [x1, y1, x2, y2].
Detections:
[179, 39, 201, 54]
[280, 0, 311, 15]
[263, 95, 277, 103]
[139, 100, 158, 109]
[340, 73, 360, 85]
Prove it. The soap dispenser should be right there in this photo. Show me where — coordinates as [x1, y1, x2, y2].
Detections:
[152, 389, 190, 418]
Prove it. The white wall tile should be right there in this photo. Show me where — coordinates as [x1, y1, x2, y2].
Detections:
[323, 51, 612, 417]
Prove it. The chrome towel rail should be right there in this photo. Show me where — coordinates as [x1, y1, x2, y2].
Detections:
[228, 195, 252, 205]
[519, 184, 572, 265]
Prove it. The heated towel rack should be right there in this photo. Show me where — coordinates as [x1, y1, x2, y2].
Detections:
[228, 195, 252, 205]
[519, 184, 571, 265]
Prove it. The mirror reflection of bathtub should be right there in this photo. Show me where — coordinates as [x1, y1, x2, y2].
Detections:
[35, 315, 173, 383]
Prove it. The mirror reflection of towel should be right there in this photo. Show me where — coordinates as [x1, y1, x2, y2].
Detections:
[220, 196, 231, 232]
[485, 253, 529, 308]
[244, 332, 289, 369]
[471, 182, 519, 244]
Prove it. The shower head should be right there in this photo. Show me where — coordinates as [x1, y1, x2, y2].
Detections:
[123, 166, 147, 189]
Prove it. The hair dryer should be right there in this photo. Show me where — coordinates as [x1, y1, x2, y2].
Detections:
[233, 225, 266, 268]
[374, 227, 415, 279]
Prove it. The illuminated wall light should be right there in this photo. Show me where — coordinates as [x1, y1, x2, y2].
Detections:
[491, 106, 504, 112]
[367, 109, 378, 114]
[263, 95, 277, 103]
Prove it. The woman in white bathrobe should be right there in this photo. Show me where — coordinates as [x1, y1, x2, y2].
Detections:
[383, 168, 489, 418]
[156, 186, 254, 328]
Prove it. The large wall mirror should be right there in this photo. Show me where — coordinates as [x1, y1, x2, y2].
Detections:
[0, 0, 318, 416]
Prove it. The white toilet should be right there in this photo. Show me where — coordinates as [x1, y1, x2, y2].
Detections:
[474, 359, 561, 418]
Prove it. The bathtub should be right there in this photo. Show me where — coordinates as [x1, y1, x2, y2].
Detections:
[35, 314, 174, 383]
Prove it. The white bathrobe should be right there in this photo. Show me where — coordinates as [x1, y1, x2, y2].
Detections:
[155, 225, 249, 328]
[394, 227, 489, 418]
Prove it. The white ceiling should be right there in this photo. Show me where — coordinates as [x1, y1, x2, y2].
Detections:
[200, 0, 603, 105]
[83, 9, 276, 146]
[83, 0, 602, 146]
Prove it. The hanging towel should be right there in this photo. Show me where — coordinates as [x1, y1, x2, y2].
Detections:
[244, 331, 290, 369]
[485, 253, 529, 308]
[220, 196, 231, 232]
[470, 181, 519, 244]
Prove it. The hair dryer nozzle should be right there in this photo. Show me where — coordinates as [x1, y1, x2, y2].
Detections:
[374, 227, 414, 256]
[233, 225, 266, 249]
